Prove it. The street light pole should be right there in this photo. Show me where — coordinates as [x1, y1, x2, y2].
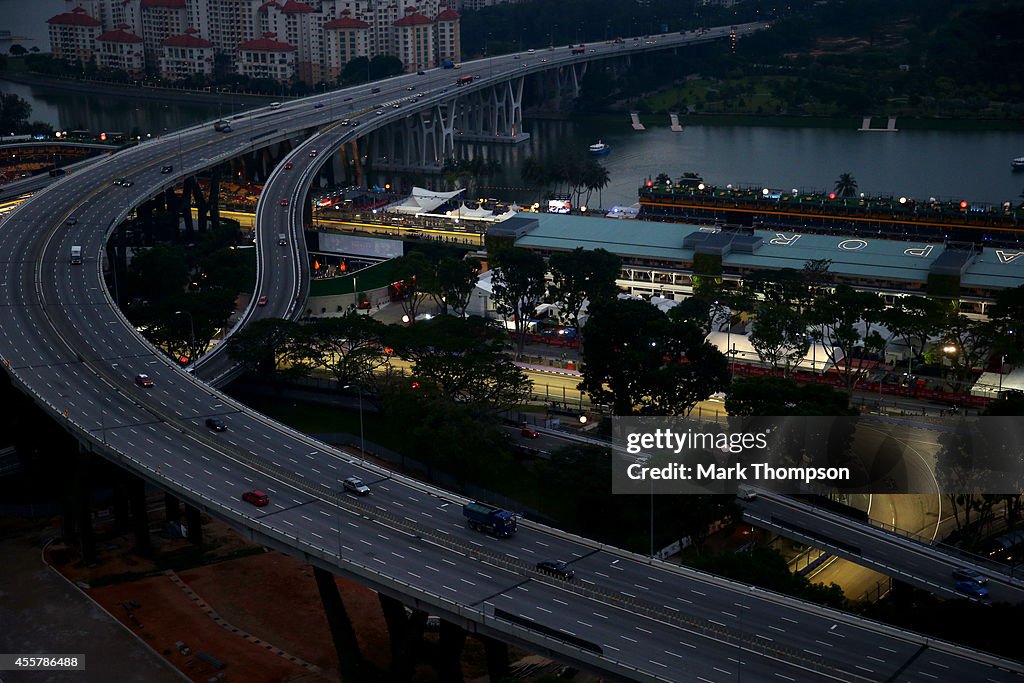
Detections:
[175, 310, 196, 365]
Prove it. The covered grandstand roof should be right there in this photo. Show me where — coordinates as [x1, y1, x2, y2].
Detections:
[513, 213, 1024, 291]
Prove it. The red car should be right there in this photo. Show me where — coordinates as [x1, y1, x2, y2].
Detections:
[134, 373, 154, 388]
[242, 490, 269, 507]
[521, 424, 540, 438]
[257, 295, 268, 306]
[284, 162, 293, 170]
[279, 198, 289, 206]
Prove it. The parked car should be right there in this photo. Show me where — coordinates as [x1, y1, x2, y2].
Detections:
[242, 490, 269, 506]
[205, 417, 227, 432]
[134, 373, 154, 388]
[536, 560, 574, 579]
[343, 476, 370, 495]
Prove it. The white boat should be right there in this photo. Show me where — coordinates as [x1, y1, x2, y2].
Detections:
[1013, 157, 1024, 170]
[589, 140, 611, 155]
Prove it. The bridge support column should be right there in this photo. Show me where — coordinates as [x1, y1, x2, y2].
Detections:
[164, 493, 180, 524]
[126, 471, 152, 556]
[436, 619, 467, 683]
[184, 503, 203, 545]
[378, 594, 427, 682]
[313, 566, 363, 682]
[480, 635, 508, 682]
[111, 469, 130, 534]
[73, 446, 96, 565]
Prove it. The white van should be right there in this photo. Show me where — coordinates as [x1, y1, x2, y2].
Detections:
[269, 101, 282, 109]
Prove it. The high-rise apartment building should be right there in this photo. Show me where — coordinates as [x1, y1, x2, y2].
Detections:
[49, 0, 461, 83]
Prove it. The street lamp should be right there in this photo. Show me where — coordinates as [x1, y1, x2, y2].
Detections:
[175, 310, 196, 365]
[342, 384, 365, 455]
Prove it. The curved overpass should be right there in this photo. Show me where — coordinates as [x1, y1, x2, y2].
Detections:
[3, 25, 1023, 682]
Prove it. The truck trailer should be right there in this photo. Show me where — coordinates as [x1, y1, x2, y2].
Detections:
[463, 501, 517, 537]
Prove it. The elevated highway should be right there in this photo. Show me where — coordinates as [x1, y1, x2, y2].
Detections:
[2, 24, 1023, 681]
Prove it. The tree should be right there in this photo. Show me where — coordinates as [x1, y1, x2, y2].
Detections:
[833, 172, 858, 197]
[941, 313, 995, 387]
[293, 314, 390, 390]
[548, 247, 622, 329]
[126, 244, 189, 303]
[580, 299, 727, 415]
[228, 318, 301, 375]
[389, 251, 435, 324]
[988, 284, 1024, 366]
[490, 247, 547, 358]
[431, 256, 481, 317]
[806, 285, 885, 392]
[0, 93, 34, 134]
[387, 316, 531, 413]
[725, 377, 857, 416]
[879, 296, 946, 375]
[580, 299, 666, 415]
[644, 326, 730, 416]
[8, 44, 27, 57]
[748, 302, 810, 375]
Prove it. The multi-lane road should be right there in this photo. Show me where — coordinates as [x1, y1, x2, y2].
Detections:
[2, 25, 1023, 681]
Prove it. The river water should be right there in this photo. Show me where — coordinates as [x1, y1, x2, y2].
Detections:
[4, 76, 1024, 208]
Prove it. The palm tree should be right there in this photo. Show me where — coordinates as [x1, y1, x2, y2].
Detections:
[834, 172, 858, 198]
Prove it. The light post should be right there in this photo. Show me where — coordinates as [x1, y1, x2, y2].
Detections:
[343, 384, 365, 455]
[175, 310, 196, 365]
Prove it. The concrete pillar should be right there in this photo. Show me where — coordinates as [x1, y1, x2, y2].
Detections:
[164, 493, 180, 524]
[126, 473, 151, 557]
[436, 620, 466, 683]
[184, 503, 203, 545]
[378, 594, 427, 682]
[111, 470, 130, 534]
[480, 635, 508, 683]
[74, 446, 96, 565]
[313, 566, 363, 682]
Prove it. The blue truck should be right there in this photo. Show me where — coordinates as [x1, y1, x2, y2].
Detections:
[441, 59, 455, 69]
[463, 501, 517, 537]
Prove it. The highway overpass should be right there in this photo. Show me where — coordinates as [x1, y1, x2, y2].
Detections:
[2, 23, 1023, 681]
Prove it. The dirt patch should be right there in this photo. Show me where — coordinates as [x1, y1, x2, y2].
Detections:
[45, 511, 509, 682]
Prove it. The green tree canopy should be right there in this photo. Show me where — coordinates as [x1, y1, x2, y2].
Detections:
[548, 247, 622, 329]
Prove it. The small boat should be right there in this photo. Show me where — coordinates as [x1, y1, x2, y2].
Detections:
[589, 140, 611, 155]
[1013, 157, 1024, 171]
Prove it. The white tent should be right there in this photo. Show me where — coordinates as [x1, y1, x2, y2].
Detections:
[447, 203, 495, 220]
[386, 186, 464, 215]
[707, 330, 838, 373]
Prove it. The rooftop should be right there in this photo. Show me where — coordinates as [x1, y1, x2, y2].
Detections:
[513, 213, 1024, 292]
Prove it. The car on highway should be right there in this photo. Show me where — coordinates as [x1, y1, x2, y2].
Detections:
[161, 165, 173, 173]
[284, 162, 293, 170]
[314, 102, 324, 108]
[536, 560, 574, 579]
[257, 295, 268, 306]
[134, 373, 154, 388]
[242, 490, 270, 507]
[343, 476, 370, 496]
[277, 233, 288, 245]
[66, 217, 78, 226]
[341, 119, 351, 126]
[521, 424, 539, 438]
[350, 121, 361, 127]
[952, 567, 987, 585]
[417, 70, 425, 75]
[406, 85, 415, 90]
[205, 417, 227, 432]
[343, 96, 353, 101]
[309, 150, 318, 157]
[527, 48, 535, 53]
[955, 580, 990, 599]
[376, 110, 385, 116]
[279, 198, 289, 206]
